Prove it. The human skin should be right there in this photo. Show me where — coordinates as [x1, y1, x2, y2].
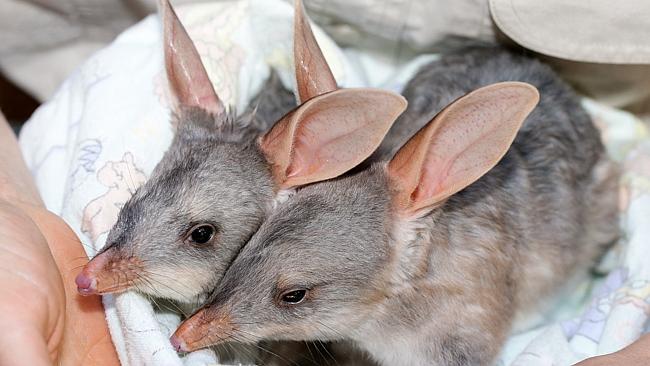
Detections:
[0, 110, 119, 366]
[574, 334, 650, 365]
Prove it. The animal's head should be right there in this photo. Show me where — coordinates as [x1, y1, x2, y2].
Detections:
[75, 0, 406, 303]
[170, 82, 539, 349]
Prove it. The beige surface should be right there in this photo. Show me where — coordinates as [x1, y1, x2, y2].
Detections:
[0, 0, 202, 100]
[543, 56, 650, 114]
[490, 0, 650, 64]
[489, 0, 650, 115]
[302, 0, 494, 50]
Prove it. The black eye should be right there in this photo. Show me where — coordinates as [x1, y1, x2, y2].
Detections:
[281, 289, 307, 304]
[186, 224, 215, 245]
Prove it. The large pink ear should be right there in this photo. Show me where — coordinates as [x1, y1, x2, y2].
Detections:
[160, 0, 225, 115]
[260, 88, 407, 188]
[388, 82, 539, 215]
[293, 0, 337, 103]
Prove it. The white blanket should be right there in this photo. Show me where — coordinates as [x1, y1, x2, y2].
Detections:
[19, 0, 650, 365]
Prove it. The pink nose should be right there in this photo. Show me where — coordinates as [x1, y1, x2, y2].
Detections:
[75, 247, 116, 295]
[75, 272, 97, 295]
[170, 335, 188, 353]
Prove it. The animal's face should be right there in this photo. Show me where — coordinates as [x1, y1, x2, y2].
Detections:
[79, 113, 276, 302]
[172, 169, 394, 349]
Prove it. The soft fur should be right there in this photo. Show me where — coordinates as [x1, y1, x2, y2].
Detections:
[181, 45, 619, 365]
[102, 72, 296, 304]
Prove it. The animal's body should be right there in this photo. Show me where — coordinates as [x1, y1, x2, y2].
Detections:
[174, 45, 619, 366]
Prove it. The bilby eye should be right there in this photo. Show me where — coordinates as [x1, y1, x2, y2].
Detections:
[185, 224, 216, 245]
[280, 289, 308, 305]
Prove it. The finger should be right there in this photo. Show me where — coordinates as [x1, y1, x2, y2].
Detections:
[614, 333, 650, 363]
[21, 205, 120, 365]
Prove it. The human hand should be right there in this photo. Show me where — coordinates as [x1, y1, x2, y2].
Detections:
[0, 111, 119, 365]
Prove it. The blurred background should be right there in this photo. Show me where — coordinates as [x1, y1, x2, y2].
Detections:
[1, 0, 649, 132]
[0, 72, 37, 131]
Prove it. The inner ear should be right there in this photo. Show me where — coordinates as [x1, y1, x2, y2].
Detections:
[388, 82, 540, 215]
[160, 0, 224, 116]
[293, 0, 337, 103]
[260, 88, 407, 189]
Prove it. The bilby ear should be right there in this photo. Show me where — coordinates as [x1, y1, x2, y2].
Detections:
[260, 88, 407, 188]
[388, 82, 539, 215]
[293, 0, 337, 103]
[159, 0, 224, 115]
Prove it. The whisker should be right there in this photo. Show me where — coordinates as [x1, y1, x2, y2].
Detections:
[231, 334, 300, 366]
[134, 274, 188, 316]
[304, 341, 318, 365]
[318, 339, 339, 366]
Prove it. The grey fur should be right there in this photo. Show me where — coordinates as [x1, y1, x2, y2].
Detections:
[240, 70, 299, 138]
[193, 45, 619, 365]
[101, 72, 297, 304]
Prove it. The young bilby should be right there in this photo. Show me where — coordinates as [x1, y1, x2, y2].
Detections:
[74, 0, 406, 306]
[171, 46, 619, 365]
